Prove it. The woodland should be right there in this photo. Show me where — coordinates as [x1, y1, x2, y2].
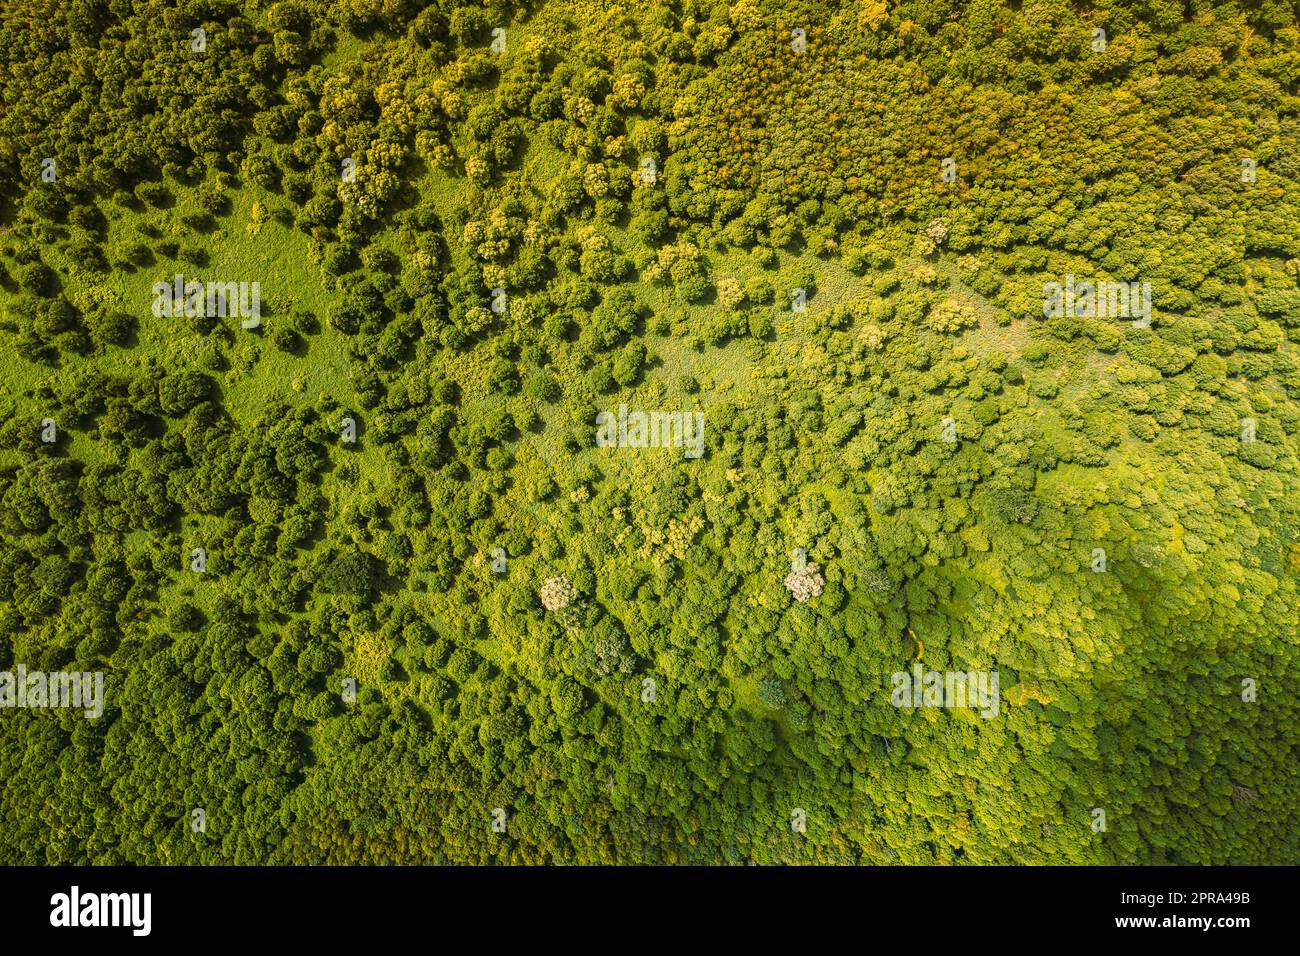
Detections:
[0, 0, 1298, 864]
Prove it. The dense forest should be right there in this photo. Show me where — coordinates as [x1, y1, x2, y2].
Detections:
[1, 0, 1298, 864]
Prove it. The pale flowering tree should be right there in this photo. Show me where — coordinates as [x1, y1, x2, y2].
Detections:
[924, 216, 950, 245]
[540, 574, 577, 612]
[784, 562, 824, 604]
